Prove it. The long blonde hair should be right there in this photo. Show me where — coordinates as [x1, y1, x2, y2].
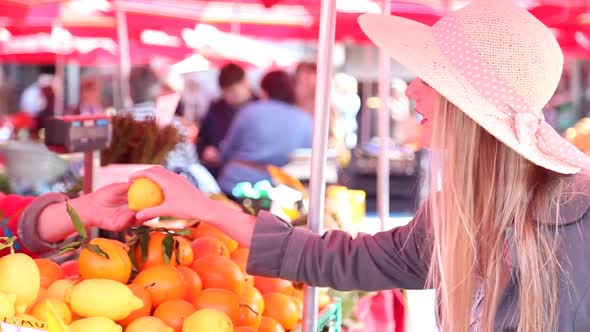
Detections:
[428, 96, 570, 332]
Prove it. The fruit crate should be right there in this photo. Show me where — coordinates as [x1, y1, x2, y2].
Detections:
[293, 298, 342, 332]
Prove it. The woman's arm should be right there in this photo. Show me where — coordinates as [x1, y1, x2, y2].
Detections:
[202, 201, 431, 291]
[200, 200, 257, 247]
[246, 211, 431, 291]
[15, 184, 136, 254]
[131, 166, 432, 291]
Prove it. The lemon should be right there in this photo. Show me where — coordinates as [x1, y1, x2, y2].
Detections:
[0, 253, 40, 314]
[125, 316, 174, 332]
[68, 279, 143, 321]
[128, 178, 164, 212]
[69, 317, 122, 332]
[182, 309, 233, 332]
[47, 279, 74, 302]
[0, 291, 15, 318]
[30, 298, 72, 325]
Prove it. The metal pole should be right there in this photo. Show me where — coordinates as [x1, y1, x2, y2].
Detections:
[52, 3, 65, 116]
[571, 60, 585, 120]
[54, 58, 65, 116]
[377, 0, 391, 230]
[302, 0, 336, 331]
[231, 0, 241, 35]
[53, 15, 65, 117]
[115, 4, 132, 109]
[66, 63, 80, 109]
[359, 46, 373, 146]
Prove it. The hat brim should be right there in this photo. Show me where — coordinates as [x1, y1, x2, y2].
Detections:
[358, 13, 580, 174]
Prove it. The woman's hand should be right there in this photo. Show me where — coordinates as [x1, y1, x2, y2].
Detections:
[38, 183, 138, 243]
[81, 183, 138, 231]
[130, 166, 210, 222]
[129, 166, 257, 247]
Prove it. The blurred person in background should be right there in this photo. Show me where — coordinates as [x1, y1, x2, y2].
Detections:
[175, 78, 209, 125]
[198, 63, 256, 177]
[127, 65, 162, 121]
[70, 77, 103, 116]
[125, 65, 198, 169]
[0, 69, 16, 114]
[294, 61, 317, 115]
[294, 61, 339, 147]
[33, 86, 55, 136]
[20, 73, 54, 118]
[332, 72, 361, 150]
[217, 70, 312, 195]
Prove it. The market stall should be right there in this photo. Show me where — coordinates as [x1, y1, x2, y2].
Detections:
[2, 1, 590, 332]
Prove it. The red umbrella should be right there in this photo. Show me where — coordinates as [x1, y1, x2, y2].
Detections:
[0, 1, 198, 65]
[3, 0, 590, 64]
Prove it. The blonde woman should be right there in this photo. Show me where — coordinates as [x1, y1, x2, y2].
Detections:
[124, 0, 590, 331]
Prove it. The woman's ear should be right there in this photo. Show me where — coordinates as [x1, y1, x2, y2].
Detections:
[259, 90, 269, 100]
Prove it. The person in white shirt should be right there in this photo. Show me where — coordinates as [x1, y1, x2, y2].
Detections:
[20, 74, 54, 117]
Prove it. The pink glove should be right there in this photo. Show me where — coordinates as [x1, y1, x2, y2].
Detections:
[129, 166, 210, 221]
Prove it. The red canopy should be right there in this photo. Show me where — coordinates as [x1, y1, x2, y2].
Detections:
[1, 0, 589, 63]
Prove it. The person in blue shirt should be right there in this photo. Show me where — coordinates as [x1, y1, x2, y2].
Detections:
[197, 63, 257, 177]
[217, 70, 313, 195]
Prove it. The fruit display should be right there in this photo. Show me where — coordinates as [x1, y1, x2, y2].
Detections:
[0, 178, 335, 331]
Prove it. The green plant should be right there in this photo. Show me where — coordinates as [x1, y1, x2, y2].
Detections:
[101, 116, 181, 166]
[0, 173, 11, 194]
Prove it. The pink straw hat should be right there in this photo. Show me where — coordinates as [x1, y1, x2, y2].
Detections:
[358, 0, 590, 174]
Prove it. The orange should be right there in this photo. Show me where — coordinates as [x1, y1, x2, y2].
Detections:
[133, 265, 186, 307]
[34, 259, 64, 288]
[283, 287, 304, 301]
[46, 279, 74, 302]
[230, 248, 249, 273]
[176, 266, 202, 303]
[117, 284, 152, 328]
[30, 298, 72, 325]
[262, 292, 299, 330]
[258, 316, 285, 332]
[245, 275, 255, 287]
[60, 260, 79, 280]
[175, 236, 194, 266]
[79, 238, 132, 283]
[254, 276, 293, 295]
[231, 248, 255, 288]
[125, 316, 174, 332]
[192, 288, 240, 324]
[235, 327, 258, 332]
[236, 285, 264, 329]
[32, 287, 48, 307]
[190, 236, 230, 260]
[192, 256, 245, 295]
[191, 223, 238, 253]
[153, 300, 195, 332]
[135, 233, 193, 270]
[290, 297, 303, 320]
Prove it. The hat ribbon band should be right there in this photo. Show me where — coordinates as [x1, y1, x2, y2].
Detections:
[432, 15, 590, 169]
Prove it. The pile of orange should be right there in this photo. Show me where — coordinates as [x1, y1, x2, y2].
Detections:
[31, 221, 331, 332]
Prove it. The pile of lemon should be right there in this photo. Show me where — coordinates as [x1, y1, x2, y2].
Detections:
[0, 248, 232, 332]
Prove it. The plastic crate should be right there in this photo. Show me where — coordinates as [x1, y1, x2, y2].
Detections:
[294, 298, 342, 332]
